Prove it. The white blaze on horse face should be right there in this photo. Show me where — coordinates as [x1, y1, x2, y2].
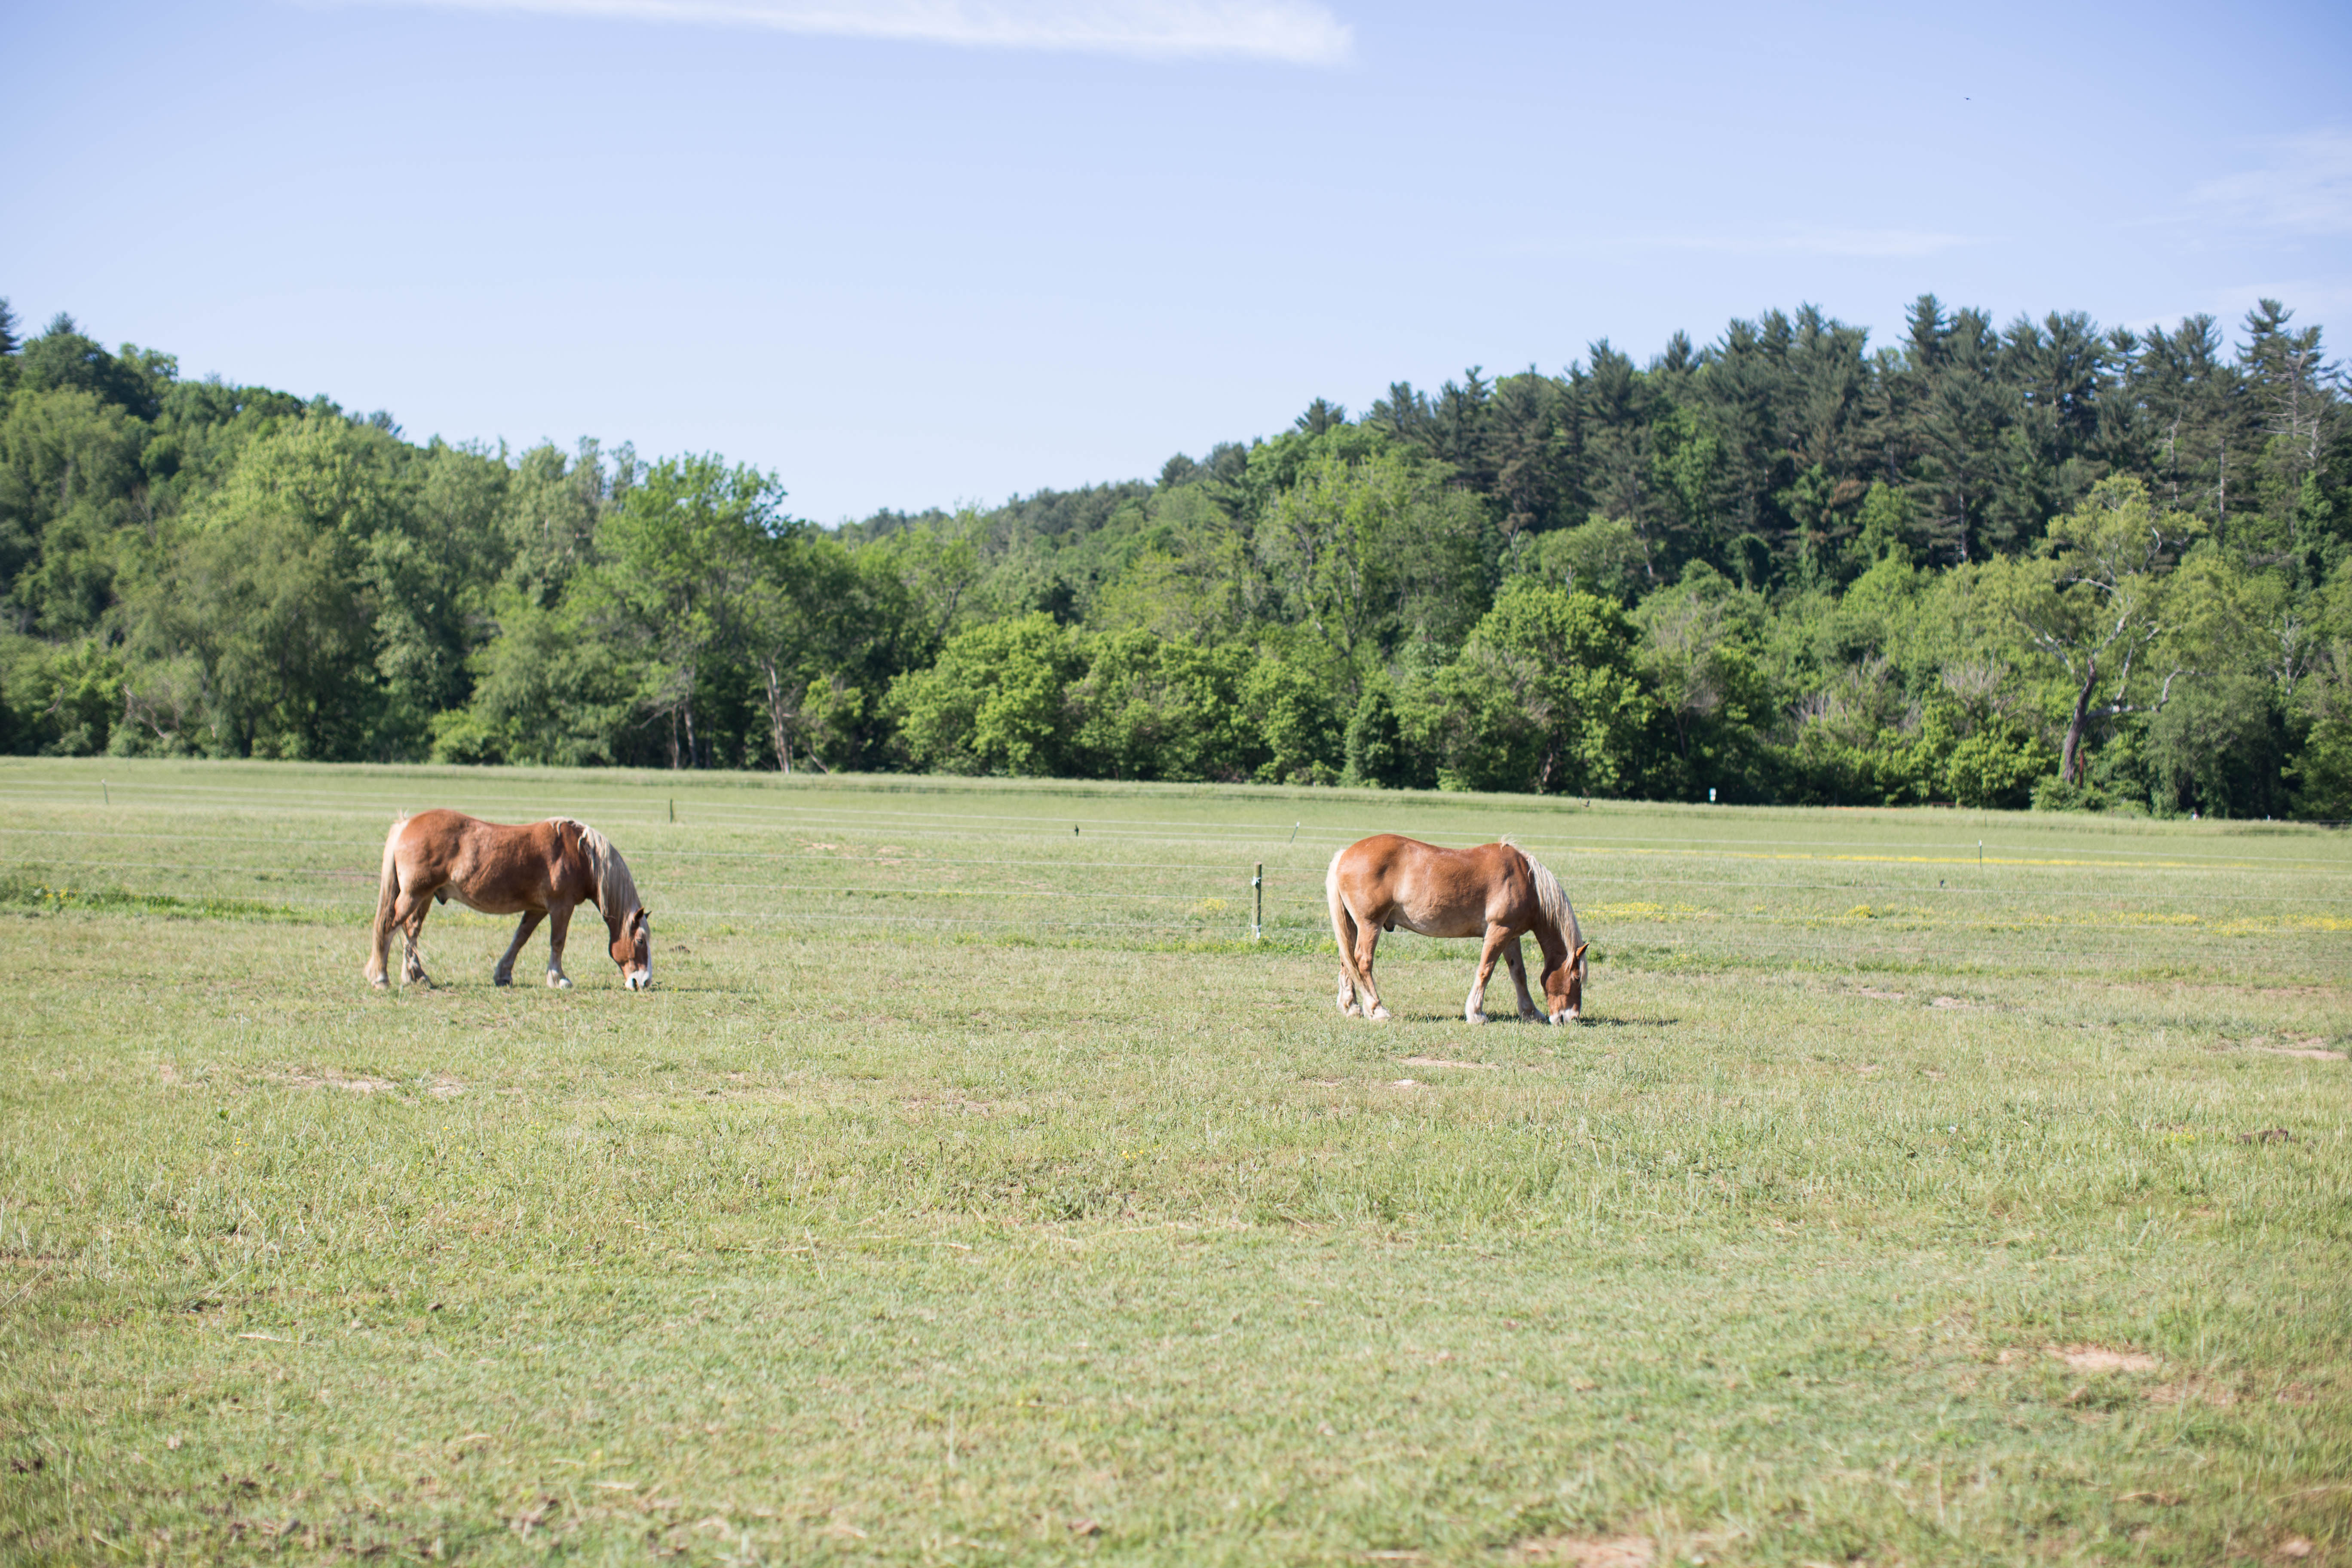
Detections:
[616, 910, 652, 990]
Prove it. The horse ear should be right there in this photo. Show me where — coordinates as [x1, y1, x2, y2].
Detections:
[1573, 941, 1589, 965]
[634, 907, 651, 929]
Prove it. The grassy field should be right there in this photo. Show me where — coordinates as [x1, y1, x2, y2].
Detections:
[2, 757, 2348, 1566]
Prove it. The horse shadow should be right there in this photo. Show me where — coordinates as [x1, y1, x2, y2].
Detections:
[1396, 1012, 1679, 1028]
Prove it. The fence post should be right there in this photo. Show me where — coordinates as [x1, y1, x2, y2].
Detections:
[1252, 864, 1263, 943]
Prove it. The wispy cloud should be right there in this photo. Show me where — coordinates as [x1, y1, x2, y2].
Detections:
[362, 0, 1352, 63]
[2193, 128, 2352, 236]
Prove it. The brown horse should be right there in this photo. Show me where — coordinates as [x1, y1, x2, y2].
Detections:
[1326, 835, 1586, 1024]
[365, 811, 652, 992]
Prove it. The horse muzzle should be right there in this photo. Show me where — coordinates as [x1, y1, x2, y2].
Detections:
[625, 971, 652, 992]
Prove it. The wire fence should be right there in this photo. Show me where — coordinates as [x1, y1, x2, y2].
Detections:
[6, 773, 2349, 863]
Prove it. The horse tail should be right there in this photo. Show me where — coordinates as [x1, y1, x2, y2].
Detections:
[365, 815, 409, 986]
[1326, 847, 1366, 998]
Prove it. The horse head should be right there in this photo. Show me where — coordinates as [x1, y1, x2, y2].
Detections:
[611, 906, 652, 990]
[1542, 941, 1589, 1024]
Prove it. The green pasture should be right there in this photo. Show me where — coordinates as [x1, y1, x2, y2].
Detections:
[1, 758, 2348, 1566]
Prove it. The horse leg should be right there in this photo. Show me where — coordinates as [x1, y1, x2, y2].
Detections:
[1333, 903, 1363, 1017]
[545, 903, 574, 989]
[1353, 924, 1390, 1022]
[1503, 937, 1542, 1022]
[395, 889, 435, 987]
[1465, 923, 1513, 1025]
[494, 910, 545, 987]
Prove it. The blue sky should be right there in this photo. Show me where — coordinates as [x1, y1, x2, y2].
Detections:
[4, 0, 2349, 521]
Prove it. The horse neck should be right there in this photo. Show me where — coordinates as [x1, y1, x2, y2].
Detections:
[591, 882, 637, 936]
[1529, 913, 1572, 972]
[570, 837, 629, 933]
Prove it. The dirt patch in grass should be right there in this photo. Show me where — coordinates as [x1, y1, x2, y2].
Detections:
[1513, 1534, 1654, 1565]
[279, 1069, 399, 1095]
[2149, 1377, 2238, 1407]
[2052, 1344, 2160, 1373]
[1398, 1055, 1502, 1071]
[2221, 1034, 2345, 1060]
[272, 1069, 466, 1099]
[1852, 987, 1907, 1000]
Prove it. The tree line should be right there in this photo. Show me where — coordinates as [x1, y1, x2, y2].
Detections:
[4, 294, 2349, 817]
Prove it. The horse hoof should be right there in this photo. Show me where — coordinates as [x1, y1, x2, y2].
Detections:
[1464, 1011, 1487, 1026]
[492, 973, 512, 989]
[548, 974, 571, 990]
[368, 977, 388, 992]
[1369, 1006, 1391, 1022]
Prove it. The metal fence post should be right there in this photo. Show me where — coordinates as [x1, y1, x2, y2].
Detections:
[1252, 864, 1263, 942]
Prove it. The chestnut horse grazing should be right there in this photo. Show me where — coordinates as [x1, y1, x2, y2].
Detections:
[1326, 835, 1586, 1024]
[365, 811, 652, 992]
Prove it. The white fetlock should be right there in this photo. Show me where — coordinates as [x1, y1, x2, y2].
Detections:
[1369, 1005, 1391, 1022]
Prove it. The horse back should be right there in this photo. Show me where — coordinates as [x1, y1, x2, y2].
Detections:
[395, 811, 591, 910]
[1334, 834, 1537, 936]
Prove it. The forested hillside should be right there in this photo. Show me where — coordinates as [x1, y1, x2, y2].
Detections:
[4, 295, 2349, 816]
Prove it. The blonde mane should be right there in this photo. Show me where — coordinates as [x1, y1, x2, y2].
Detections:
[558, 819, 640, 925]
[1517, 846, 1583, 963]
